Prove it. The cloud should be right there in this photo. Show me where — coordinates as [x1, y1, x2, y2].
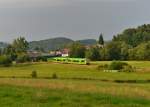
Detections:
[0, 0, 137, 8]
[0, 0, 67, 8]
[68, 0, 137, 2]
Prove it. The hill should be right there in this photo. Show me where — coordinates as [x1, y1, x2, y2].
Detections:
[77, 39, 97, 45]
[29, 37, 97, 51]
[29, 37, 74, 51]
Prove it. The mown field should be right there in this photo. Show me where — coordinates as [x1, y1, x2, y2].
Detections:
[0, 61, 150, 107]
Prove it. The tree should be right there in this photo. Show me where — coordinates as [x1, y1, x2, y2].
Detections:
[86, 46, 101, 61]
[0, 55, 12, 67]
[69, 42, 86, 58]
[104, 42, 121, 60]
[4, 44, 17, 61]
[120, 42, 130, 60]
[98, 33, 104, 45]
[134, 42, 150, 60]
[12, 37, 29, 54]
[112, 24, 150, 47]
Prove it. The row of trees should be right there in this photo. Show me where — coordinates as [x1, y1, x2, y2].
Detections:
[69, 25, 150, 61]
[69, 40, 150, 61]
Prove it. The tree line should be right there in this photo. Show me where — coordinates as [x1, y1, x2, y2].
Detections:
[69, 24, 150, 61]
[1, 24, 150, 66]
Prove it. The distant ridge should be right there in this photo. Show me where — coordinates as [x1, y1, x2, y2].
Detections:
[29, 37, 74, 51]
[29, 37, 97, 51]
[76, 39, 97, 45]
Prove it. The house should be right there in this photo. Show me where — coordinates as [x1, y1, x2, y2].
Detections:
[61, 48, 70, 57]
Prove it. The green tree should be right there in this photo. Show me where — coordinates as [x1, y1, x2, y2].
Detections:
[134, 42, 150, 60]
[86, 46, 101, 61]
[4, 45, 17, 61]
[113, 24, 150, 47]
[69, 42, 86, 58]
[98, 33, 104, 45]
[12, 37, 29, 54]
[104, 42, 129, 60]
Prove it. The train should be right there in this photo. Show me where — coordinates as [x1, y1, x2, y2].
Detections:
[48, 57, 88, 65]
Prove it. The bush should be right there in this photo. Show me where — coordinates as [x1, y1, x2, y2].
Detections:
[108, 61, 128, 70]
[0, 55, 12, 67]
[52, 73, 58, 79]
[39, 57, 47, 62]
[97, 64, 108, 71]
[16, 55, 31, 63]
[31, 70, 37, 78]
[120, 65, 136, 72]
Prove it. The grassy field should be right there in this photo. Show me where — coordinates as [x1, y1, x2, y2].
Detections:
[0, 61, 150, 107]
[0, 79, 150, 107]
[0, 61, 150, 80]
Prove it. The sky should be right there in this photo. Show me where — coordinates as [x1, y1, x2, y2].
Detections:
[0, 0, 150, 42]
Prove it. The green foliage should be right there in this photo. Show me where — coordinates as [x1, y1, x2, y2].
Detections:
[108, 61, 128, 70]
[69, 42, 86, 58]
[120, 65, 136, 72]
[0, 55, 12, 67]
[31, 70, 37, 78]
[104, 42, 129, 60]
[128, 41, 150, 60]
[16, 54, 31, 63]
[12, 37, 29, 54]
[52, 73, 58, 79]
[98, 33, 104, 45]
[3, 45, 17, 61]
[97, 64, 108, 71]
[2, 37, 29, 63]
[102, 61, 136, 72]
[113, 24, 150, 47]
[86, 46, 101, 61]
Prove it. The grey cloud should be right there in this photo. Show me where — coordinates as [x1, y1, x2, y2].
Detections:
[0, 0, 149, 42]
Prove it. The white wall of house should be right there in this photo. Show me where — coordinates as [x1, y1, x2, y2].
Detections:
[62, 54, 69, 57]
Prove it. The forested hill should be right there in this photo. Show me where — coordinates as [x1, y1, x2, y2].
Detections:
[76, 39, 97, 45]
[113, 24, 150, 47]
[29, 37, 73, 51]
[29, 37, 97, 51]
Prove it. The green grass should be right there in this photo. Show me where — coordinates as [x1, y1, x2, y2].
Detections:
[0, 84, 150, 107]
[0, 61, 150, 107]
[0, 61, 150, 80]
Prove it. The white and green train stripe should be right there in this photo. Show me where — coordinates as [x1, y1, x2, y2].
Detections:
[48, 57, 88, 64]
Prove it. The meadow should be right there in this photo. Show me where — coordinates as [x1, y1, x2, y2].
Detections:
[0, 61, 150, 107]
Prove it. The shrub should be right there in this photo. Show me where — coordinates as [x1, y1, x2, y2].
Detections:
[120, 65, 136, 72]
[16, 55, 31, 63]
[108, 61, 128, 70]
[97, 64, 108, 71]
[52, 73, 58, 79]
[39, 57, 47, 62]
[31, 70, 37, 78]
[0, 55, 12, 67]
